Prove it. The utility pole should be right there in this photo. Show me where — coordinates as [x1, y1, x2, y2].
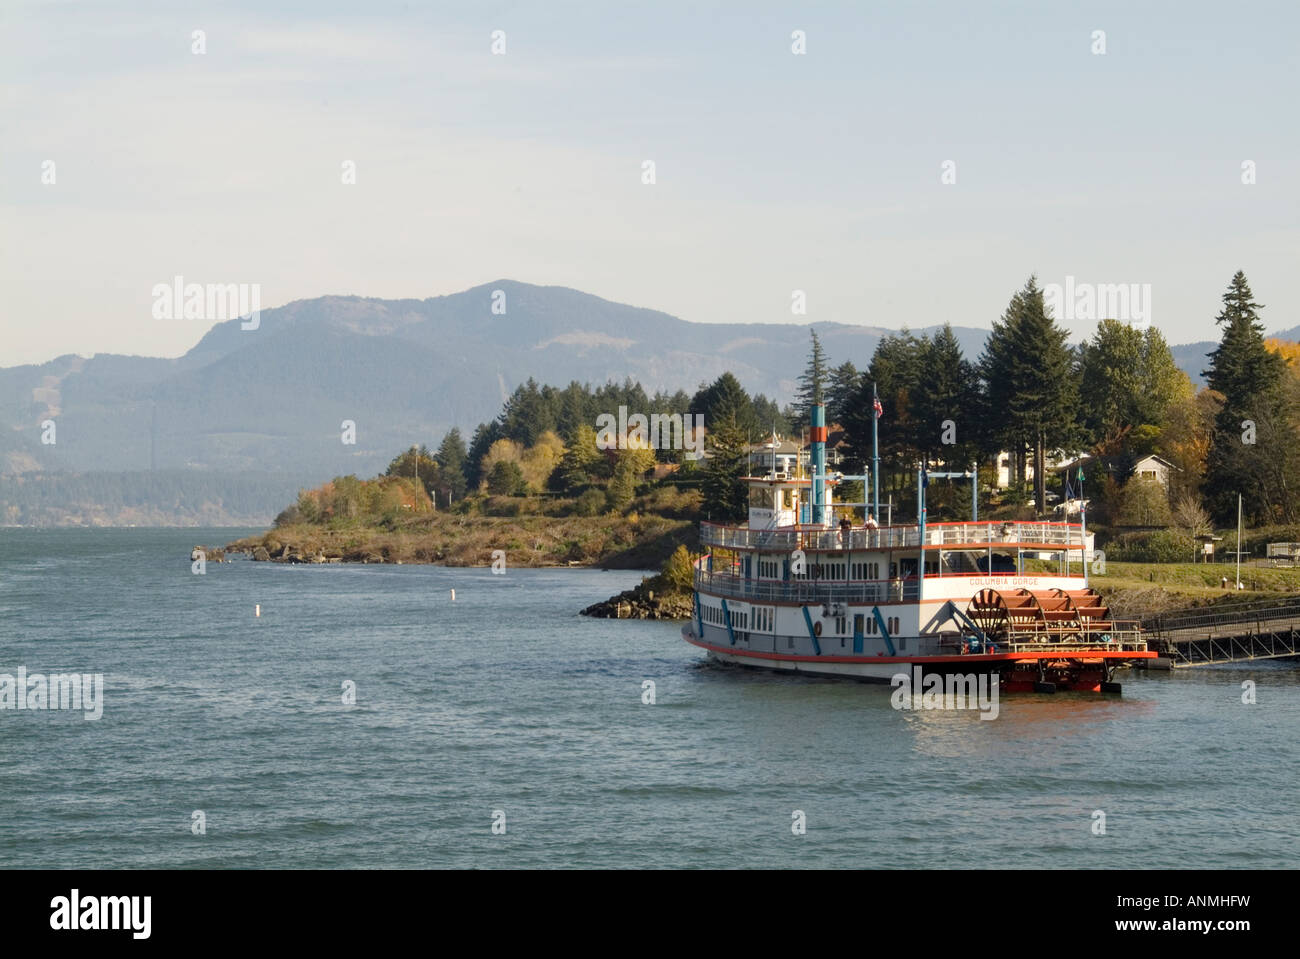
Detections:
[1236, 493, 1243, 589]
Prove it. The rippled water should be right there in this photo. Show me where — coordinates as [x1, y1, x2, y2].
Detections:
[1, 528, 1297, 868]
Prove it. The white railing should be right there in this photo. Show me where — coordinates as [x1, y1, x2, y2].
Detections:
[994, 636, 1147, 654]
[694, 567, 919, 603]
[701, 520, 1085, 552]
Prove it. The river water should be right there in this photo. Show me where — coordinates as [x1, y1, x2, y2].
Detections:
[1, 528, 1296, 868]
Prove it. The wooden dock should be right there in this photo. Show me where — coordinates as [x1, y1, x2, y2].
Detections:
[1141, 597, 1300, 667]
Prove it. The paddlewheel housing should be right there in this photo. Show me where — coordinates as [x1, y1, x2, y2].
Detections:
[965, 587, 1115, 644]
[961, 587, 1146, 692]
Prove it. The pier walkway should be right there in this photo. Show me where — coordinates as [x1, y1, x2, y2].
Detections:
[1140, 597, 1300, 667]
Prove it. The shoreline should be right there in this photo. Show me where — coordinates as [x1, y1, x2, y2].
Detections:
[218, 511, 698, 571]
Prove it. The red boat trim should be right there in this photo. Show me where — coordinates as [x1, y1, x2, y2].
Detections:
[683, 633, 1156, 664]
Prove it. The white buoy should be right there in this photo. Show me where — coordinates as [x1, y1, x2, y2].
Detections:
[255, 604, 261, 617]
[450, 589, 456, 601]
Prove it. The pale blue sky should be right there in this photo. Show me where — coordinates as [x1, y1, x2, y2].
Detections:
[3, 0, 1296, 365]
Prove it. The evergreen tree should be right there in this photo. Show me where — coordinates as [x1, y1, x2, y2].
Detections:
[434, 428, 468, 504]
[485, 460, 525, 496]
[792, 329, 828, 424]
[553, 424, 608, 492]
[1078, 320, 1189, 452]
[498, 378, 556, 446]
[915, 324, 981, 469]
[701, 419, 749, 521]
[385, 445, 439, 500]
[606, 446, 656, 511]
[980, 277, 1078, 513]
[466, 421, 502, 490]
[691, 373, 760, 439]
[555, 381, 594, 439]
[842, 331, 925, 480]
[826, 361, 861, 424]
[1203, 271, 1289, 522]
[750, 394, 789, 438]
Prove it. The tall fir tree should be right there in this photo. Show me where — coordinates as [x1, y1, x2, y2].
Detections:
[792, 329, 828, 425]
[826, 361, 861, 425]
[1202, 271, 1289, 523]
[433, 428, 469, 504]
[980, 276, 1078, 513]
[915, 324, 981, 470]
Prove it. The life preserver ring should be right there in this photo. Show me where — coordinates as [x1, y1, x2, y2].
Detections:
[813, 620, 823, 637]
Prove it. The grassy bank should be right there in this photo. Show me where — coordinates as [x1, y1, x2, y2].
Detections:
[1089, 561, 1300, 619]
[226, 508, 697, 569]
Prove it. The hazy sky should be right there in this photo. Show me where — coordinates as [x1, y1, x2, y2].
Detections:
[3, 0, 1296, 366]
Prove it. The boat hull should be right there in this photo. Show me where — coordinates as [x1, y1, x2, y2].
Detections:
[681, 624, 1155, 690]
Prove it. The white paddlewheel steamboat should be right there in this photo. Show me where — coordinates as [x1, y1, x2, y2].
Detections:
[681, 403, 1154, 692]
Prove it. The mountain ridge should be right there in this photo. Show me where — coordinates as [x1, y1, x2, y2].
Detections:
[3, 280, 1295, 490]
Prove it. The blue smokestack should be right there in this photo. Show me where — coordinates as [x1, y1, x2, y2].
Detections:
[810, 403, 827, 526]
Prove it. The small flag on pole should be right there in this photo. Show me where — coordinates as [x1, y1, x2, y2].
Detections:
[1077, 467, 1085, 483]
[873, 396, 883, 419]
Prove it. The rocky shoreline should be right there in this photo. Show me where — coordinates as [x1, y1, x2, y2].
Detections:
[580, 580, 693, 620]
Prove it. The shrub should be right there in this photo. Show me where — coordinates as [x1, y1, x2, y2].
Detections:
[486, 460, 526, 495]
[1107, 529, 1196, 564]
[661, 545, 696, 592]
[575, 488, 606, 516]
[484, 496, 523, 517]
[274, 504, 304, 527]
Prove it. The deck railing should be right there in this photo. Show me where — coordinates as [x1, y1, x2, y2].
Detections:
[989, 635, 1147, 654]
[701, 520, 1086, 552]
[694, 567, 919, 604]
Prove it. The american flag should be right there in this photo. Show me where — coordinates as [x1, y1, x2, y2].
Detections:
[873, 396, 883, 419]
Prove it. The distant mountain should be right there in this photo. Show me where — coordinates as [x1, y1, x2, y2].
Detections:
[1, 280, 1291, 523]
[0, 281, 990, 483]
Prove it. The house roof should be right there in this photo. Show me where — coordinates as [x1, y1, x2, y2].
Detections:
[1132, 453, 1180, 471]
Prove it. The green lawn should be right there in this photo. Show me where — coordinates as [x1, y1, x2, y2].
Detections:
[1094, 560, 1300, 594]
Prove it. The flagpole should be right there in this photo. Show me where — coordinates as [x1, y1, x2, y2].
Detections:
[1080, 467, 1087, 586]
[917, 462, 925, 602]
[872, 381, 880, 523]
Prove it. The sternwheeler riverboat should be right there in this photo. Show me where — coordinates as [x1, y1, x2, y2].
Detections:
[681, 402, 1155, 692]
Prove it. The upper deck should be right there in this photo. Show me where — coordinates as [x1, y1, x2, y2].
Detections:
[701, 519, 1088, 553]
